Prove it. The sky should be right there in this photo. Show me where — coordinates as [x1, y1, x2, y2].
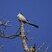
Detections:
[0, 0, 52, 52]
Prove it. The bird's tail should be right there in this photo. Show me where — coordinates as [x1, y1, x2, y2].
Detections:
[27, 22, 39, 28]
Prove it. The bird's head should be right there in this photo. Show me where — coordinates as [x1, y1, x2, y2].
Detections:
[17, 13, 21, 17]
[17, 13, 27, 22]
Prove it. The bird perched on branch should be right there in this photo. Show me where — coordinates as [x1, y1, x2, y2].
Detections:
[17, 13, 39, 28]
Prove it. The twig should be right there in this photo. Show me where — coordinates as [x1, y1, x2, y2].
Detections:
[0, 32, 20, 39]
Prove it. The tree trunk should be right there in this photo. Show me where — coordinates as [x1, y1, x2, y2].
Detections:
[20, 21, 29, 52]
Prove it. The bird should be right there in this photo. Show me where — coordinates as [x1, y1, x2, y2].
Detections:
[17, 13, 39, 28]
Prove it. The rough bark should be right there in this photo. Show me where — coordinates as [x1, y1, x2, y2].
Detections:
[20, 21, 29, 52]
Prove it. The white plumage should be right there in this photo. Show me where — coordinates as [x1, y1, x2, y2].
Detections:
[17, 13, 39, 28]
[17, 13, 27, 22]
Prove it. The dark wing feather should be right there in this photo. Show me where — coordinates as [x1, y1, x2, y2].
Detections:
[27, 22, 39, 28]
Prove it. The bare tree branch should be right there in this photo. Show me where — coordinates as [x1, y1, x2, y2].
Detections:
[0, 34, 20, 39]
[0, 31, 20, 39]
[0, 20, 12, 30]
